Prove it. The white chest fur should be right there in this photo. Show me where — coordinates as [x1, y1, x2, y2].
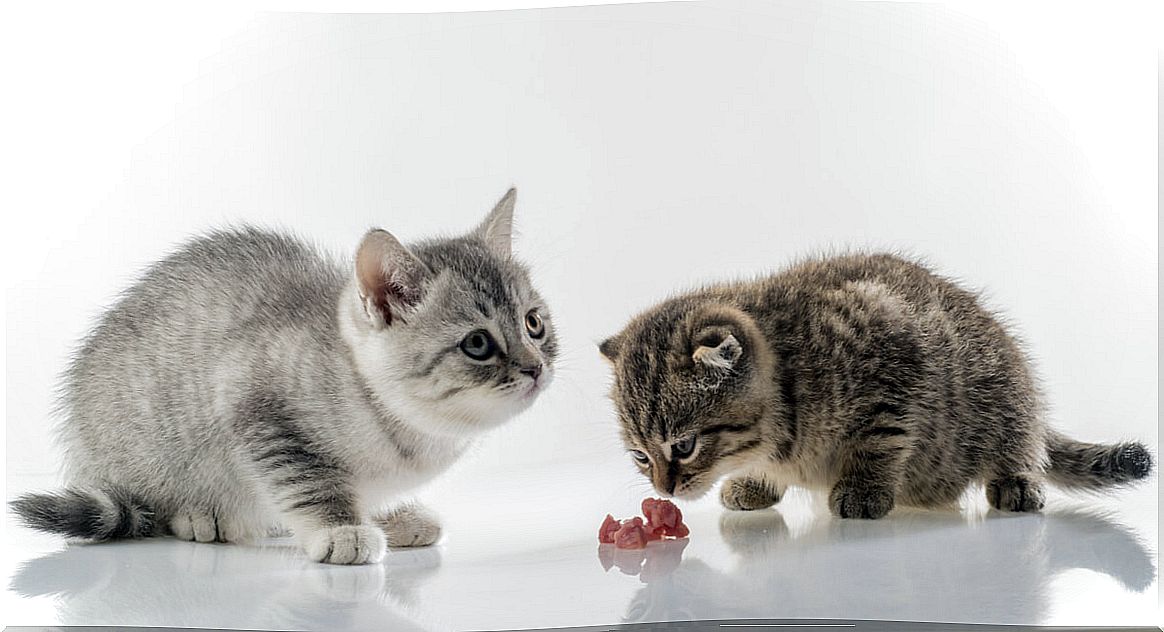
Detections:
[338, 400, 469, 512]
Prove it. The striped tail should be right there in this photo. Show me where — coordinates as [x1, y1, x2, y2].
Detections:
[1045, 431, 1154, 491]
[11, 487, 158, 541]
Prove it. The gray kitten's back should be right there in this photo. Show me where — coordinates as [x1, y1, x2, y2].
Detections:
[58, 228, 348, 512]
[15, 190, 559, 563]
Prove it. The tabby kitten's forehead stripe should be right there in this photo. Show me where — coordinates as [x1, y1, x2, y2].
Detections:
[13, 188, 557, 565]
[615, 301, 759, 443]
[601, 252, 1152, 515]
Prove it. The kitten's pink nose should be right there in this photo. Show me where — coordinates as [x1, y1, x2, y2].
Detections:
[520, 364, 543, 382]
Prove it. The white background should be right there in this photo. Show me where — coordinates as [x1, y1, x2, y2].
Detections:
[4, 0, 1157, 478]
[2, 0, 1159, 627]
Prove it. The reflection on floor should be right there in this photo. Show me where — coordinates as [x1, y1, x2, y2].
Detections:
[10, 539, 438, 631]
[622, 506, 1156, 625]
[4, 472, 1158, 630]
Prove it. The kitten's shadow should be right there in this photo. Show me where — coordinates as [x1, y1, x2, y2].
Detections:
[10, 538, 440, 631]
[624, 506, 1156, 624]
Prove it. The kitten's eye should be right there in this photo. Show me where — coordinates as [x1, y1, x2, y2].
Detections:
[630, 449, 650, 465]
[525, 310, 545, 339]
[672, 436, 697, 459]
[460, 330, 497, 361]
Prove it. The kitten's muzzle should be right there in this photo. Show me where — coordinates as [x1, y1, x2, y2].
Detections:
[651, 468, 678, 497]
[515, 363, 550, 400]
[672, 476, 714, 501]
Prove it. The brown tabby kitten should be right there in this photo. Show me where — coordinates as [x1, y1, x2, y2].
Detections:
[599, 253, 1153, 519]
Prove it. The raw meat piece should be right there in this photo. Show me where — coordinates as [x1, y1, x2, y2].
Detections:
[642, 498, 689, 539]
[598, 498, 690, 549]
[613, 517, 648, 549]
[598, 514, 620, 544]
[642, 498, 682, 530]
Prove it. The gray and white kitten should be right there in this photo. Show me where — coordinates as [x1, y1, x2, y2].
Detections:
[14, 189, 558, 564]
[600, 253, 1152, 518]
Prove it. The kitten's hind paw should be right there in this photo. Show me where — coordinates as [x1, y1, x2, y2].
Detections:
[720, 476, 784, 511]
[829, 482, 895, 520]
[373, 502, 442, 547]
[305, 525, 386, 565]
[987, 475, 1045, 513]
[169, 510, 245, 543]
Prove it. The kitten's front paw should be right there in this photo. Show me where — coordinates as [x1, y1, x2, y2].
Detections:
[829, 482, 895, 520]
[987, 475, 1045, 513]
[373, 502, 442, 547]
[304, 525, 386, 565]
[720, 476, 784, 511]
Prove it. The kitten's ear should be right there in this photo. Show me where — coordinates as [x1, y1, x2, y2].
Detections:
[355, 229, 430, 328]
[475, 187, 516, 258]
[599, 335, 623, 363]
[692, 328, 743, 371]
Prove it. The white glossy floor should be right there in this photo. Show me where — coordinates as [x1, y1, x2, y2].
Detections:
[4, 462, 1159, 631]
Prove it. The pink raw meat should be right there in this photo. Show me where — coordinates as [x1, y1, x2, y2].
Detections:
[598, 514, 620, 544]
[599, 498, 690, 549]
[612, 517, 648, 549]
[642, 497, 689, 538]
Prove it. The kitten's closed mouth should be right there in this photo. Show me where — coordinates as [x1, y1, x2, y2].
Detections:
[519, 373, 551, 400]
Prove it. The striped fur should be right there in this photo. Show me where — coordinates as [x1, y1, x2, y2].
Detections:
[601, 253, 1153, 518]
[11, 189, 557, 563]
[12, 488, 156, 541]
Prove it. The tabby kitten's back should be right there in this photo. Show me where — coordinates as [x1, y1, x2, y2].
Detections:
[600, 253, 1152, 519]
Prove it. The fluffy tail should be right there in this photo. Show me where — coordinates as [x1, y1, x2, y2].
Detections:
[11, 487, 158, 541]
[1045, 431, 1154, 491]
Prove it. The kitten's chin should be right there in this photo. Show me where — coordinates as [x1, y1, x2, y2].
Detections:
[480, 383, 549, 424]
[513, 375, 551, 405]
[491, 371, 552, 417]
[400, 388, 545, 439]
[672, 483, 714, 501]
[651, 474, 714, 501]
